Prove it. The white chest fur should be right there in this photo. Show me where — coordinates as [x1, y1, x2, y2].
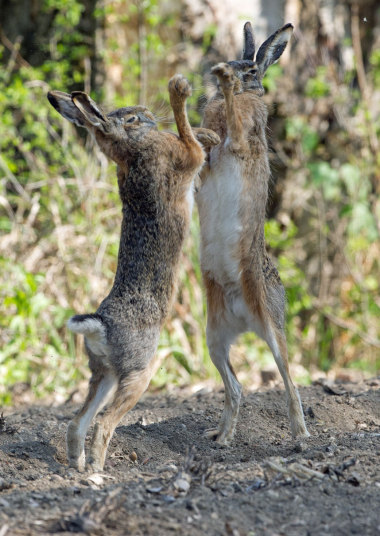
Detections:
[196, 152, 244, 286]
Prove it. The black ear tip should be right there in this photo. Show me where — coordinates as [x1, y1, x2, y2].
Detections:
[71, 91, 88, 103]
[244, 21, 253, 31]
[47, 91, 58, 109]
[283, 23, 294, 31]
[71, 90, 87, 97]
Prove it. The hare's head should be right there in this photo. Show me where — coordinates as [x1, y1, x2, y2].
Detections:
[47, 91, 157, 163]
[222, 22, 293, 95]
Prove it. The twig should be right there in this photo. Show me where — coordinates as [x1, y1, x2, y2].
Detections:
[137, 0, 148, 105]
[0, 30, 30, 69]
[350, 3, 379, 153]
[0, 154, 31, 203]
[265, 459, 325, 481]
[313, 301, 380, 349]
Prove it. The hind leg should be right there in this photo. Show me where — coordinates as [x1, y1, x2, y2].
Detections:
[87, 360, 157, 472]
[262, 282, 309, 438]
[257, 282, 309, 438]
[206, 321, 242, 444]
[203, 276, 242, 444]
[264, 323, 309, 438]
[67, 367, 117, 471]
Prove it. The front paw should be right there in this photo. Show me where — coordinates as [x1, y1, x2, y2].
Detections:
[168, 74, 192, 99]
[211, 63, 235, 88]
[193, 127, 220, 148]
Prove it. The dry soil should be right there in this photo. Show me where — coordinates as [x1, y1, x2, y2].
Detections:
[0, 378, 379, 535]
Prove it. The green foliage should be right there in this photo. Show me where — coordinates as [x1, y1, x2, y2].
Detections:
[0, 0, 119, 404]
[281, 62, 380, 375]
[99, 0, 175, 109]
[262, 64, 283, 92]
[1, 2, 379, 405]
[0, 259, 75, 401]
[369, 49, 380, 87]
[305, 66, 330, 98]
[202, 24, 218, 53]
[285, 116, 320, 156]
[308, 161, 340, 200]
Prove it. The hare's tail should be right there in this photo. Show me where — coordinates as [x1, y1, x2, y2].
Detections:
[67, 313, 106, 338]
[67, 313, 108, 356]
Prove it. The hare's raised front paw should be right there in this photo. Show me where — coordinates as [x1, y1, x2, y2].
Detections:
[193, 127, 221, 148]
[211, 62, 235, 88]
[169, 74, 192, 99]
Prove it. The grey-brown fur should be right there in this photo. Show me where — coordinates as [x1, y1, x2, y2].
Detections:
[48, 75, 219, 472]
[196, 23, 310, 445]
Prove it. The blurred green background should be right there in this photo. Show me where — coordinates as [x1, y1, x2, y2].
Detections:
[0, 0, 379, 404]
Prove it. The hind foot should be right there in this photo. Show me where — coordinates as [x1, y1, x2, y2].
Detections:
[292, 423, 311, 440]
[203, 423, 236, 446]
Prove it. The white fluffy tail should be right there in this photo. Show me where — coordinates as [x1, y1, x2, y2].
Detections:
[67, 314, 108, 356]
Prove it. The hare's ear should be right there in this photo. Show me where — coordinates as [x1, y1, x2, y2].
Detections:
[71, 91, 109, 132]
[47, 91, 86, 127]
[47, 90, 108, 131]
[256, 23, 293, 76]
[242, 21, 255, 60]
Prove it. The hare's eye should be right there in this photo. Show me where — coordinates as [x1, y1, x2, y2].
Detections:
[249, 69, 257, 75]
[125, 116, 137, 123]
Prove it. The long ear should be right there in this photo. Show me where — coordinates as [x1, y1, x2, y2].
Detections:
[71, 91, 108, 131]
[47, 91, 86, 127]
[242, 21, 255, 60]
[256, 23, 293, 76]
[47, 90, 109, 131]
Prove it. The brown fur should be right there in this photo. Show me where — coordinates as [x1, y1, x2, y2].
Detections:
[201, 89, 270, 321]
[196, 24, 309, 445]
[48, 75, 218, 472]
[202, 270, 226, 328]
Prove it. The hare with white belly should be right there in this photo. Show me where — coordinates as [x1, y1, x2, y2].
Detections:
[196, 22, 310, 444]
[48, 75, 219, 471]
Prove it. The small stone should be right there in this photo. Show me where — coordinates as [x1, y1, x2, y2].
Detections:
[294, 441, 307, 453]
[162, 494, 175, 503]
[347, 472, 361, 486]
[233, 482, 243, 493]
[129, 451, 138, 462]
[174, 478, 190, 493]
[261, 370, 277, 384]
[246, 478, 266, 492]
[266, 490, 280, 500]
[146, 485, 163, 493]
[0, 478, 12, 491]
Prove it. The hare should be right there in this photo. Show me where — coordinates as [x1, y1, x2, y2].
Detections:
[47, 75, 219, 472]
[196, 22, 310, 444]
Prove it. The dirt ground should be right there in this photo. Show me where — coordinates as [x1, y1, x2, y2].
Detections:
[0, 377, 379, 536]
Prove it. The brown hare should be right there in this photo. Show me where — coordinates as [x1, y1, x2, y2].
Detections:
[196, 22, 310, 444]
[48, 75, 219, 472]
